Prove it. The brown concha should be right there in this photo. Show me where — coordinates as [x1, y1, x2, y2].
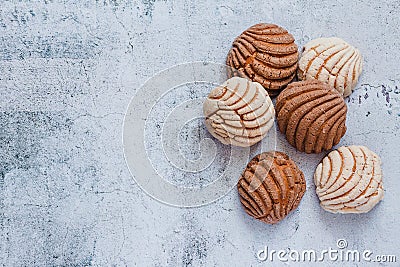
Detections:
[237, 151, 306, 224]
[276, 80, 347, 153]
[226, 23, 299, 96]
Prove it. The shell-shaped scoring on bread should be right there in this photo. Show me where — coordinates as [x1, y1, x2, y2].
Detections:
[298, 37, 363, 97]
[226, 23, 298, 96]
[276, 80, 347, 153]
[237, 151, 306, 224]
[203, 77, 275, 147]
[314, 145, 384, 214]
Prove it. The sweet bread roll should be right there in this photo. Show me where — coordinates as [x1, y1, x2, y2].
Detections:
[298, 37, 363, 97]
[203, 77, 275, 147]
[276, 80, 347, 153]
[237, 151, 306, 224]
[226, 23, 298, 96]
[314, 145, 384, 213]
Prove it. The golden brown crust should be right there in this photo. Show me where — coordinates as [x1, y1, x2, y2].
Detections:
[237, 151, 306, 224]
[275, 80, 347, 153]
[226, 23, 299, 97]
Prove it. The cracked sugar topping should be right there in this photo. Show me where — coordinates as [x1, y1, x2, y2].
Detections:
[237, 151, 306, 224]
[276, 79, 348, 153]
[203, 77, 275, 147]
[226, 23, 298, 96]
[314, 145, 384, 214]
[298, 37, 363, 97]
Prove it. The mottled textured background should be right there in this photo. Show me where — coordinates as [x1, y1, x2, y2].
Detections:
[1, 1, 399, 266]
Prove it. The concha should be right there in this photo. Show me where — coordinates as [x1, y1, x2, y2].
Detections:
[298, 37, 363, 97]
[237, 151, 306, 224]
[314, 145, 384, 214]
[226, 23, 298, 96]
[203, 77, 275, 147]
[276, 79, 347, 153]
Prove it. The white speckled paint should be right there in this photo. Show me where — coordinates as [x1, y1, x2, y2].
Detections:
[0, 1, 399, 266]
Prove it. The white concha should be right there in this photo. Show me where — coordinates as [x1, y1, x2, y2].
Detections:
[203, 77, 275, 147]
[314, 145, 384, 214]
[298, 37, 363, 97]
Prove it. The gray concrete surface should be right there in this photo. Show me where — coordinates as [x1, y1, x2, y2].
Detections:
[1, 0, 399, 266]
